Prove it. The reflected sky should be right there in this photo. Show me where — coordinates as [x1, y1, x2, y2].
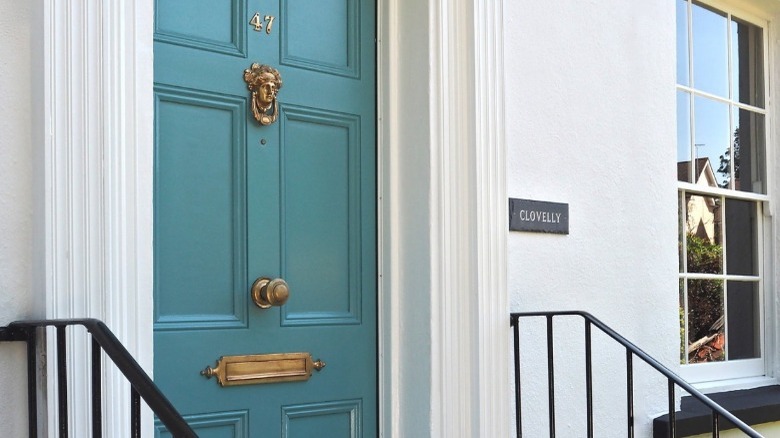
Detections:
[694, 96, 729, 187]
[676, 0, 765, 193]
[677, 91, 691, 168]
[692, 3, 729, 98]
[677, 0, 689, 86]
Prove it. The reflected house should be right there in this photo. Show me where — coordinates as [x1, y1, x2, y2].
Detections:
[678, 158, 721, 244]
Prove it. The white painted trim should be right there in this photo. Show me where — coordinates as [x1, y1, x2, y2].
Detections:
[428, 0, 509, 435]
[43, 0, 154, 435]
[378, 0, 508, 435]
[472, 1, 509, 435]
[46, 0, 506, 436]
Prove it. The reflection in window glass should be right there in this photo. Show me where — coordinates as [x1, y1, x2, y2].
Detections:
[727, 281, 760, 360]
[678, 195, 685, 272]
[677, 0, 690, 86]
[685, 194, 722, 274]
[680, 279, 686, 364]
[677, 91, 692, 182]
[732, 18, 764, 108]
[725, 199, 757, 276]
[677, 1, 766, 376]
[693, 96, 729, 188]
[687, 279, 724, 363]
[692, 2, 728, 97]
[734, 109, 766, 194]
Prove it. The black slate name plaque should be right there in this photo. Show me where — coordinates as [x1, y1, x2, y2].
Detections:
[509, 198, 569, 234]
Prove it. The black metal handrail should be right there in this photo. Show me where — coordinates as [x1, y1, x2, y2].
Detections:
[0, 318, 196, 437]
[511, 311, 762, 438]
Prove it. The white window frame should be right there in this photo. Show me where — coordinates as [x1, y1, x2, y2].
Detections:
[676, 0, 774, 385]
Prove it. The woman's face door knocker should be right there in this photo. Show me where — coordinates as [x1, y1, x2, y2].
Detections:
[243, 63, 283, 126]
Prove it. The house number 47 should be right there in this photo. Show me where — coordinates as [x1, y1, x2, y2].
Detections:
[250, 13, 275, 35]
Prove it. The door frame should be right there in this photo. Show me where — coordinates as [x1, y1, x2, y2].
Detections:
[39, 0, 508, 436]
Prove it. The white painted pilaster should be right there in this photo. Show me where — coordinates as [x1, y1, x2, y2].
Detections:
[428, 0, 508, 435]
[43, 0, 154, 435]
[380, 0, 508, 436]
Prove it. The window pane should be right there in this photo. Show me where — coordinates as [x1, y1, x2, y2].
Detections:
[734, 109, 766, 194]
[685, 194, 722, 274]
[694, 96, 730, 188]
[679, 195, 685, 272]
[687, 279, 725, 363]
[692, 2, 729, 97]
[680, 279, 687, 364]
[725, 199, 757, 276]
[727, 281, 760, 359]
[732, 18, 764, 108]
[677, 0, 690, 86]
[677, 91, 692, 183]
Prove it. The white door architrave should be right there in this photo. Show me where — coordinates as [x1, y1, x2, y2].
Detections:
[39, 0, 507, 436]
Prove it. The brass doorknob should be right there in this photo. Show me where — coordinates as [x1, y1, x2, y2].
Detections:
[251, 277, 290, 309]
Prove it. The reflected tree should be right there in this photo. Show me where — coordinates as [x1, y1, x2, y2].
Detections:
[717, 127, 739, 189]
[685, 234, 724, 362]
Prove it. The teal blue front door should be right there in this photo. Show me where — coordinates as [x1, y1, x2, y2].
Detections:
[153, 1, 376, 436]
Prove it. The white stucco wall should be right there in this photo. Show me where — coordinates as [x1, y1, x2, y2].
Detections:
[0, 2, 35, 436]
[505, 0, 680, 436]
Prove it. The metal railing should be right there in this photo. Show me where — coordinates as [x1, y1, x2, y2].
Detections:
[511, 311, 761, 438]
[0, 318, 196, 437]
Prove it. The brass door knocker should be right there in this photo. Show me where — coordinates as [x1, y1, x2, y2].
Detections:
[243, 63, 283, 126]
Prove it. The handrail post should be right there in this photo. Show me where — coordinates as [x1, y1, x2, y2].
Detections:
[512, 316, 522, 438]
[26, 327, 38, 438]
[712, 411, 719, 437]
[546, 315, 556, 437]
[585, 320, 593, 438]
[668, 379, 676, 438]
[57, 326, 69, 438]
[131, 388, 140, 438]
[626, 350, 634, 438]
[91, 337, 102, 438]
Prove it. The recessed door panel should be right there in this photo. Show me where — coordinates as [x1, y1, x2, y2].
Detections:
[281, 0, 359, 77]
[156, 411, 248, 438]
[282, 400, 361, 438]
[155, 0, 247, 56]
[280, 106, 362, 325]
[154, 87, 247, 330]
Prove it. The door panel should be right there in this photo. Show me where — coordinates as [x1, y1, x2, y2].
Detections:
[153, 0, 376, 436]
[280, 0, 360, 77]
[154, 88, 248, 330]
[282, 400, 361, 437]
[155, 0, 247, 57]
[156, 410, 249, 438]
[279, 106, 362, 325]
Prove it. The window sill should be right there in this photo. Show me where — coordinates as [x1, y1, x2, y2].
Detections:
[653, 385, 780, 437]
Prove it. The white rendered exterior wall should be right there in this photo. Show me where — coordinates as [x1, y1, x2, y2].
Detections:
[505, 0, 681, 436]
[0, 2, 35, 436]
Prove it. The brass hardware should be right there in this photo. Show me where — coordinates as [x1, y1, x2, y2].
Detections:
[250, 12, 263, 31]
[249, 13, 275, 34]
[201, 353, 326, 386]
[243, 63, 283, 126]
[264, 15, 276, 35]
[251, 277, 289, 308]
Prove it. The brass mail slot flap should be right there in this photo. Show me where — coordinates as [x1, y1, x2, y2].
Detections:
[201, 352, 325, 387]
